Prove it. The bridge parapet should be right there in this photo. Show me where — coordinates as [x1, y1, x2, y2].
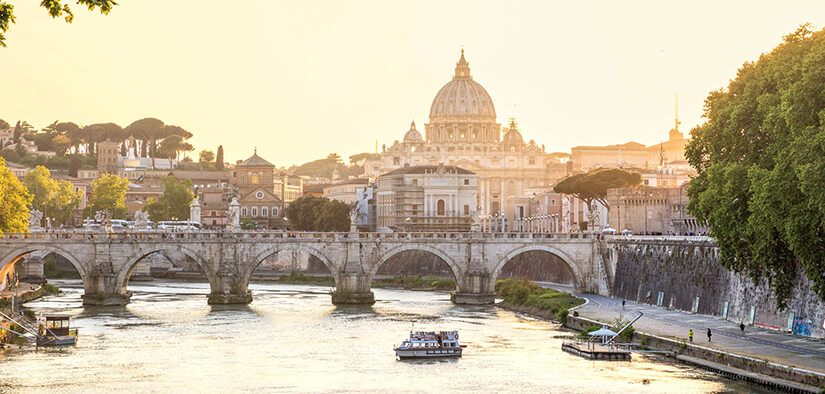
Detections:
[1, 231, 604, 306]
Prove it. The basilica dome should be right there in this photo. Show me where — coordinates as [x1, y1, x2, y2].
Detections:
[403, 121, 423, 142]
[429, 50, 496, 122]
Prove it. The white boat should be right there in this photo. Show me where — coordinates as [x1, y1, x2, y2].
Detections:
[394, 330, 464, 359]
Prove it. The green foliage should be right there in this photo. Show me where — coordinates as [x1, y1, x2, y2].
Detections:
[198, 150, 214, 165]
[0, 158, 32, 233]
[555, 308, 570, 324]
[0, 0, 118, 47]
[83, 173, 129, 219]
[291, 153, 364, 179]
[554, 168, 642, 210]
[145, 177, 193, 221]
[578, 325, 602, 339]
[495, 279, 584, 316]
[0, 147, 21, 162]
[0, 118, 8, 130]
[277, 272, 335, 286]
[611, 314, 635, 343]
[23, 166, 55, 215]
[286, 195, 350, 231]
[685, 24, 825, 307]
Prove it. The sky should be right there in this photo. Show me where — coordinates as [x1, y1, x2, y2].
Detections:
[1, 1, 824, 167]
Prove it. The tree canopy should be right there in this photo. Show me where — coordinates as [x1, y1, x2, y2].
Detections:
[0, 1, 118, 47]
[286, 195, 350, 231]
[553, 168, 642, 209]
[0, 158, 32, 233]
[84, 173, 129, 219]
[685, 24, 825, 307]
[145, 177, 193, 222]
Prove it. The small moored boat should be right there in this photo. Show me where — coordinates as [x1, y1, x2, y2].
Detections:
[37, 314, 78, 347]
[394, 330, 464, 359]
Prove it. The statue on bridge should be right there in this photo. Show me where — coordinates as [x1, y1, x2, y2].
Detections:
[227, 197, 240, 232]
[470, 209, 482, 232]
[349, 203, 360, 232]
[28, 209, 43, 232]
[95, 209, 112, 232]
[134, 210, 150, 229]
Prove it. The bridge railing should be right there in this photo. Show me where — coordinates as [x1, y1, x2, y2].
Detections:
[0, 231, 597, 241]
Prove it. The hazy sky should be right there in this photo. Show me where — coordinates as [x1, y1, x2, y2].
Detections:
[1, 1, 824, 167]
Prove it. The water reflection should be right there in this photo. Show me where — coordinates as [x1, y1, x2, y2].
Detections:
[0, 279, 772, 393]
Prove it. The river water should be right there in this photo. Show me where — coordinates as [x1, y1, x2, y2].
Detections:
[1, 279, 770, 393]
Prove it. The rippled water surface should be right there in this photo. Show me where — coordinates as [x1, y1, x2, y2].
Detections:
[0, 280, 771, 393]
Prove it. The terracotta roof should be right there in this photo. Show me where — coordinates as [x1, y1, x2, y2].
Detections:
[237, 152, 274, 167]
[168, 170, 231, 180]
[382, 165, 474, 176]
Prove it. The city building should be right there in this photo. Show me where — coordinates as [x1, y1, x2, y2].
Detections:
[606, 185, 707, 235]
[375, 164, 476, 232]
[364, 51, 567, 226]
[4, 160, 31, 177]
[323, 178, 369, 204]
[232, 151, 286, 230]
[302, 183, 328, 197]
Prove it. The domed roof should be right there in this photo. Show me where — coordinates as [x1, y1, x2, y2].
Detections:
[502, 118, 524, 145]
[429, 50, 496, 122]
[403, 121, 423, 142]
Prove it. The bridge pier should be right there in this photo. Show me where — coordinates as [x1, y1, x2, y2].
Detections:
[82, 271, 132, 306]
[207, 264, 253, 305]
[451, 271, 495, 305]
[332, 273, 375, 304]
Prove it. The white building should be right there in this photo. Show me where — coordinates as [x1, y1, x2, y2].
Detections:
[364, 51, 568, 225]
[375, 164, 476, 232]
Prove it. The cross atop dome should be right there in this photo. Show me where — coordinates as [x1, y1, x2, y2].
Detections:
[454, 49, 472, 80]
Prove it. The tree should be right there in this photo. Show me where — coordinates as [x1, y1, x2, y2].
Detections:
[215, 145, 224, 170]
[158, 134, 193, 168]
[0, 158, 32, 233]
[84, 173, 129, 219]
[313, 199, 350, 231]
[198, 150, 214, 165]
[12, 120, 33, 143]
[285, 195, 327, 231]
[0, 1, 118, 48]
[45, 180, 82, 225]
[553, 168, 642, 210]
[23, 166, 57, 221]
[685, 24, 825, 307]
[144, 177, 193, 221]
[0, 118, 9, 130]
[124, 118, 163, 165]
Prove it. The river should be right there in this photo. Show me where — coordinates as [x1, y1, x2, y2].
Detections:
[0, 279, 771, 393]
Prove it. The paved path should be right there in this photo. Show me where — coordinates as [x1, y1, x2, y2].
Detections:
[539, 282, 825, 374]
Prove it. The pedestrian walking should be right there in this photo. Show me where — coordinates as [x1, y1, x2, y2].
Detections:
[688, 329, 693, 342]
[739, 322, 745, 335]
[621, 299, 626, 310]
[707, 328, 712, 342]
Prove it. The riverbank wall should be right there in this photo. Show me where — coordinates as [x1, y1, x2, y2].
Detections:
[565, 314, 824, 392]
[608, 238, 825, 339]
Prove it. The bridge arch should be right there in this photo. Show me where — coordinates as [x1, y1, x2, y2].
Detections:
[0, 245, 88, 287]
[371, 244, 462, 283]
[492, 245, 584, 290]
[247, 244, 339, 287]
[117, 244, 212, 290]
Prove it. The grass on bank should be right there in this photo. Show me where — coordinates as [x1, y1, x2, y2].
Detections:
[275, 272, 456, 290]
[494, 278, 585, 323]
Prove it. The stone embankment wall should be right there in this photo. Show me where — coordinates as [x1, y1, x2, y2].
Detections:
[610, 239, 825, 339]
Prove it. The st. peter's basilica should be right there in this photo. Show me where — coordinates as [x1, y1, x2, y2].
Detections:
[364, 50, 567, 220]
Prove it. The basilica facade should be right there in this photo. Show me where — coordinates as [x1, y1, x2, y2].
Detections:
[364, 51, 567, 224]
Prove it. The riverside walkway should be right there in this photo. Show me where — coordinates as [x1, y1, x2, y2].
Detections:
[541, 282, 825, 375]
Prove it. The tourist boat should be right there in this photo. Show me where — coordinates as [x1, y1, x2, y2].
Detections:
[37, 314, 78, 347]
[394, 330, 464, 359]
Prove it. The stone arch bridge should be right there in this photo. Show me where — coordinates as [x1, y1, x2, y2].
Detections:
[0, 231, 610, 306]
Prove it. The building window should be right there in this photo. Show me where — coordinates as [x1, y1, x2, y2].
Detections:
[251, 175, 259, 185]
[464, 179, 469, 185]
[412, 179, 418, 185]
[437, 199, 445, 216]
[252, 207, 258, 216]
[273, 207, 279, 216]
[464, 205, 469, 215]
[242, 207, 248, 216]
[262, 207, 268, 217]
[393, 157, 400, 165]
[529, 157, 536, 165]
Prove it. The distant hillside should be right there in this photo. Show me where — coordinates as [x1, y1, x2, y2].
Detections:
[290, 153, 375, 179]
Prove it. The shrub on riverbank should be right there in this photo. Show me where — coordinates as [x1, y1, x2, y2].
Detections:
[277, 272, 334, 286]
[42, 284, 61, 295]
[372, 275, 455, 290]
[275, 272, 456, 290]
[494, 279, 584, 321]
[44, 256, 80, 279]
